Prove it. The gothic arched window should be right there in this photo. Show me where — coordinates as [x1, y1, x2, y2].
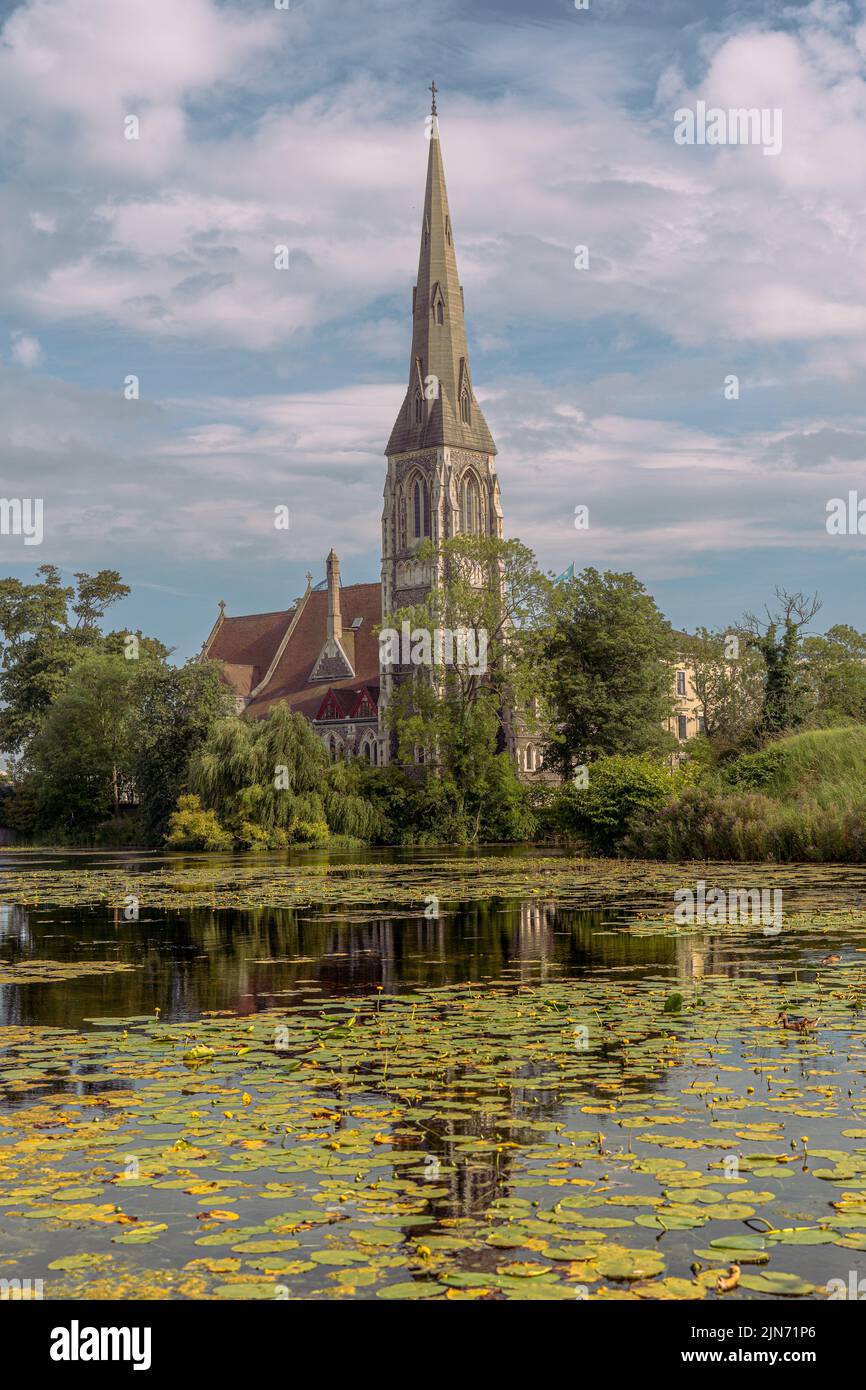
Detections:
[436, 301, 444, 325]
[460, 472, 482, 535]
[414, 391, 423, 424]
[460, 392, 471, 424]
[412, 476, 431, 539]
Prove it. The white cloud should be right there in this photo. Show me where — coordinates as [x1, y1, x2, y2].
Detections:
[0, 0, 864, 368]
[10, 332, 44, 369]
[2, 0, 866, 638]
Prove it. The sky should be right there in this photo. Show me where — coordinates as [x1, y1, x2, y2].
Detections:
[2, 0, 866, 658]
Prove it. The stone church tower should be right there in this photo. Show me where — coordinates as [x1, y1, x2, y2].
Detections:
[379, 91, 504, 757]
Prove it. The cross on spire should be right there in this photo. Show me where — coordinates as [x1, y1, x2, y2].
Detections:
[429, 80, 437, 116]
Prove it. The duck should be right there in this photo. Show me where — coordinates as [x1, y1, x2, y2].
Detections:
[776, 1011, 819, 1032]
[820, 953, 841, 965]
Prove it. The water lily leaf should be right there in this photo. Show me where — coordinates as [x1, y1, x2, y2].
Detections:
[376, 1281, 447, 1299]
[738, 1272, 815, 1296]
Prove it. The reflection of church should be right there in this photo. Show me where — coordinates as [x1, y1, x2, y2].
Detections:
[201, 97, 536, 770]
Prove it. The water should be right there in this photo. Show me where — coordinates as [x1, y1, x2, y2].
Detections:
[1, 848, 865, 1301]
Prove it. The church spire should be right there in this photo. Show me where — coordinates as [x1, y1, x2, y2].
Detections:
[386, 93, 496, 457]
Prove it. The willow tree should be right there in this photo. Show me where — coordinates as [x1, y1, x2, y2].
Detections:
[188, 702, 378, 844]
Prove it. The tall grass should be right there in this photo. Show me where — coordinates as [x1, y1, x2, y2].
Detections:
[625, 727, 866, 862]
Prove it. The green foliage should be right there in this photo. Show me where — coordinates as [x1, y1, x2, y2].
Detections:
[626, 727, 866, 862]
[355, 753, 534, 845]
[187, 703, 379, 846]
[801, 625, 866, 725]
[682, 627, 764, 750]
[20, 651, 139, 838]
[552, 753, 676, 852]
[382, 535, 547, 842]
[0, 566, 136, 753]
[478, 752, 537, 843]
[7, 646, 225, 845]
[722, 727, 866, 806]
[744, 589, 821, 741]
[540, 568, 677, 776]
[0, 777, 15, 830]
[131, 661, 234, 841]
[165, 795, 233, 851]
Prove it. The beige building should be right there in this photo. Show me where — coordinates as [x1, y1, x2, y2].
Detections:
[667, 661, 705, 746]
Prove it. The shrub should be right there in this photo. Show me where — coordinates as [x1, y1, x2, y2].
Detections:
[624, 784, 866, 862]
[553, 754, 675, 852]
[165, 795, 233, 851]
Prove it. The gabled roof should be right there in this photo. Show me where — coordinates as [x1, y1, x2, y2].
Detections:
[208, 582, 382, 721]
[204, 609, 294, 692]
[314, 684, 380, 721]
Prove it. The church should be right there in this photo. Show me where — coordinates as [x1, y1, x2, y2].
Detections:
[199, 95, 536, 770]
[200, 97, 701, 773]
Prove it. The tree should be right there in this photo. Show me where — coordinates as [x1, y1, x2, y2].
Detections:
[554, 753, 676, 852]
[0, 566, 135, 752]
[187, 703, 379, 845]
[21, 651, 138, 836]
[540, 568, 676, 776]
[744, 588, 822, 740]
[131, 660, 234, 841]
[382, 535, 549, 841]
[683, 627, 764, 749]
[800, 624, 866, 724]
[165, 795, 233, 851]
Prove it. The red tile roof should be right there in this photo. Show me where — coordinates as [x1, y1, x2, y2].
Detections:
[206, 609, 293, 691]
[205, 583, 382, 721]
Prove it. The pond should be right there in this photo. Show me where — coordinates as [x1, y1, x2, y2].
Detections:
[1, 847, 866, 1301]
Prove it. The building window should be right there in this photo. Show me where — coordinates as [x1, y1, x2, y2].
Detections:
[677, 715, 688, 741]
[460, 392, 471, 424]
[412, 477, 431, 538]
[525, 745, 536, 772]
[676, 670, 686, 697]
[697, 714, 706, 735]
[326, 735, 345, 761]
[414, 391, 423, 424]
[436, 301, 444, 325]
[460, 472, 482, 534]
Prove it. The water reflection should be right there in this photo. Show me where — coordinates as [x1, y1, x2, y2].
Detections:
[0, 851, 847, 1030]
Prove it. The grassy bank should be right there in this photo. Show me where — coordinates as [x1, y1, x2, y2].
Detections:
[627, 727, 866, 862]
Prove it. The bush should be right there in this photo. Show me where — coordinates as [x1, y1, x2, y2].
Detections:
[552, 754, 675, 852]
[165, 795, 233, 851]
[624, 784, 866, 862]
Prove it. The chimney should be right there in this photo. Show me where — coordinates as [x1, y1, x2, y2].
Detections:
[327, 549, 342, 644]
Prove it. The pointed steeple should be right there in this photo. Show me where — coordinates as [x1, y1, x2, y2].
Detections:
[386, 93, 496, 456]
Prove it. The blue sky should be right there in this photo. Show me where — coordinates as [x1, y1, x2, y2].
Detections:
[2, 0, 866, 658]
